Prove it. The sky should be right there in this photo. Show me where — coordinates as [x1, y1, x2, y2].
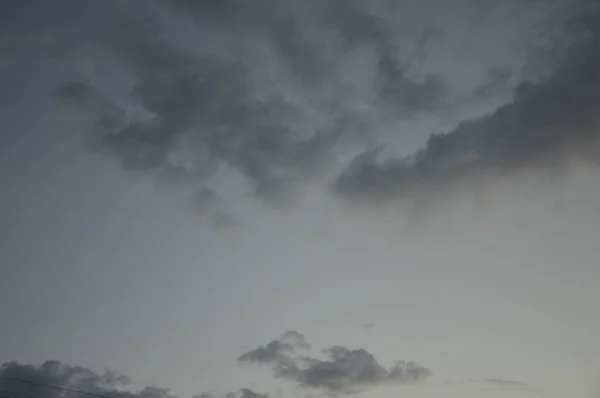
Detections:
[1, 1, 600, 398]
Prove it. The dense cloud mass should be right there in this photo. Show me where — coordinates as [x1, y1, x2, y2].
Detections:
[48, 0, 469, 217]
[332, 5, 600, 205]
[238, 331, 431, 394]
[48, 0, 600, 220]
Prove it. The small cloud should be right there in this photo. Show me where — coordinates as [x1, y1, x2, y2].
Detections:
[238, 332, 431, 395]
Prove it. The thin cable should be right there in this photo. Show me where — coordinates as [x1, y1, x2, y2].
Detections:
[0, 378, 113, 398]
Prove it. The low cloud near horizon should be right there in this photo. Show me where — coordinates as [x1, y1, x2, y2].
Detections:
[0, 331, 436, 397]
[237, 331, 431, 394]
[0, 353, 539, 398]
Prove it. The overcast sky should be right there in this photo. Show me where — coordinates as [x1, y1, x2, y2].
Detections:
[1, 1, 600, 398]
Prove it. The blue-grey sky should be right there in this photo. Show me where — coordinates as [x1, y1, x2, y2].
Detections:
[1, 1, 600, 398]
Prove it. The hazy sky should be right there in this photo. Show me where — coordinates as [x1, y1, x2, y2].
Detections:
[1, 1, 600, 398]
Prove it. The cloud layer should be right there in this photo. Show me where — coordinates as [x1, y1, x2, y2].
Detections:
[47, 0, 467, 215]
[237, 331, 431, 394]
[0, 359, 540, 397]
[47, 0, 600, 219]
[332, 4, 600, 206]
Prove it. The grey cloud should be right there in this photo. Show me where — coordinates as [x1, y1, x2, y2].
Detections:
[321, 0, 388, 50]
[374, 29, 447, 113]
[297, 348, 431, 393]
[376, 58, 447, 112]
[238, 332, 431, 394]
[49, 0, 457, 214]
[54, 9, 336, 206]
[0, 361, 174, 398]
[319, 1, 448, 111]
[171, 0, 401, 88]
[267, 16, 333, 87]
[169, 0, 333, 87]
[473, 67, 513, 98]
[0, 361, 271, 398]
[237, 331, 303, 365]
[52, 81, 95, 103]
[332, 5, 600, 206]
[172, 0, 448, 107]
[49, 0, 592, 215]
[169, 0, 269, 29]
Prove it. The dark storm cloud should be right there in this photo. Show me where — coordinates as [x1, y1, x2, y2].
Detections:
[238, 332, 431, 394]
[52, 81, 95, 102]
[47, 0, 597, 213]
[48, 0, 456, 214]
[332, 6, 600, 205]
[171, 0, 450, 114]
[0, 361, 174, 398]
[53, 8, 338, 207]
[170, 0, 407, 88]
[53, 76, 237, 230]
